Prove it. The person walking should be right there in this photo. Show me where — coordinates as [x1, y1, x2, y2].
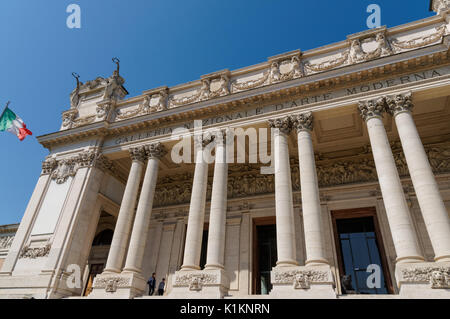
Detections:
[147, 273, 156, 296]
[157, 278, 165, 296]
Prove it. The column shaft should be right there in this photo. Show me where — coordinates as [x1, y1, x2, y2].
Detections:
[393, 108, 450, 262]
[205, 139, 228, 269]
[293, 114, 328, 266]
[104, 148, 145, 273]
[360, 99, 424, 263]
[123, 158, 159, 273]
[270, 117, 298, 267]
[181, 148, 209, 270]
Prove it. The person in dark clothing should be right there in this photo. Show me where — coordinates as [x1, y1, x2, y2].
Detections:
[147, 273, 156, 296]
[158, 278, 165, 296]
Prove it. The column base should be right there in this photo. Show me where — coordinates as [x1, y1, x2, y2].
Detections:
[395, 262, 450, 299]
[88, 271, 147, 299]
[169, 268, 229, 299]
[269, 265, 336, 299]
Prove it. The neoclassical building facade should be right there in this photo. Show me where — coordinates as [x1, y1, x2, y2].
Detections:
[0, 0, 449, 299]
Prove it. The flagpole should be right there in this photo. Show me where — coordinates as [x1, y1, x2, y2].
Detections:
[0, 101, 10, 119]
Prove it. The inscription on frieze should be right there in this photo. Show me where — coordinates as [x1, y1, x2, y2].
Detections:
[105, 67, 449, 147]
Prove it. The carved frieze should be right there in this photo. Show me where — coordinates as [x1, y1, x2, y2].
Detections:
[93, 276, 131, 292]
[272, 269, 329, 289]
[19, 244, 51, 259]
[391, 24, 447, 51]
[401, 266, 450, 289]
[173, 273, 218, 291]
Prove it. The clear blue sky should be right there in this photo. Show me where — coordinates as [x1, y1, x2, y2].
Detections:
[0, 0, 434, 225]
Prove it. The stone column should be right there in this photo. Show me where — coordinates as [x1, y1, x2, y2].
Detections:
[181, 134, 215, 270]
[268, 117, 298, 267]
[123, 143, 167, 273]
[291, 112, 328, 266]
[387, 93, 450, 262]
[103, 146, 146, 273]
[205, 130, 229, 270]
[358, 98, 424, 264]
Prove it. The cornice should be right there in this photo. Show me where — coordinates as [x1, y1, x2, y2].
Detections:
[39, 14, 450, 149]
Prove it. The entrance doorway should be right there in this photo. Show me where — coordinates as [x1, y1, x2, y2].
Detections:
[331, 208, 393, 294]
[252, 217, 277, 295]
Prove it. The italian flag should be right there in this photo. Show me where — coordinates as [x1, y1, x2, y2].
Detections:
[0, 106, 32, 141]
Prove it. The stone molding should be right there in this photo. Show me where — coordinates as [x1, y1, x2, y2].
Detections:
[431, 0, 450, 15]
[290, 112, 314, 132]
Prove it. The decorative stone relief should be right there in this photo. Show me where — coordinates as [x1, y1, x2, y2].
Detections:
[0, 235, 14, 249]
[209, 74, 230, 98]
[116, 97, 150, 120]
[41, 157, 58, 175]
[44, 150, 115, 183]
[272, 269, 329, 289]
[304, 51, 349, 74]
[401, 267, 450, 289]
[96, 101, 113, 120]
[174, 273, 218, 291]
[93, 277, 131, 292]
[349, 32, 392, 64]
[19, 244, 51, 259]
[431, 0, 450, 14]
[391, 24, 447, 51]
[231, 71, 269, 91]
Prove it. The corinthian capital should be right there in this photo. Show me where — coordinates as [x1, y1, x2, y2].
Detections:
[145, 142, 168, 159]
[194, 132, 216, 147]
[41, 157, 57, 175]
[386, 92, 413, 116]
[290, 112, 313, 132]
[268, 116, 292, 135]
[358, 97, 386, 121]
[129, 146, 146, 163]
